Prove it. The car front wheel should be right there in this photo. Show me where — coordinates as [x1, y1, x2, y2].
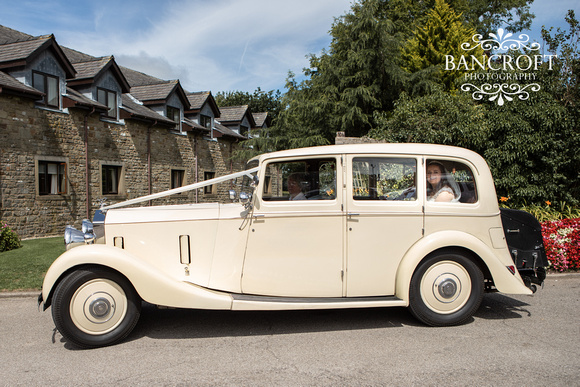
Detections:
[51, 267, 141, 348]
[409, 252, 484, 326]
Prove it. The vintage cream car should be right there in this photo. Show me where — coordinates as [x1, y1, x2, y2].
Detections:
[39, 144, 547, 348]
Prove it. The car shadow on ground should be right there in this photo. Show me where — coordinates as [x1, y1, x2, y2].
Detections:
[474, 292, 531, 320]
[126, 292, 531, 343]
[130, 304, 416, 342]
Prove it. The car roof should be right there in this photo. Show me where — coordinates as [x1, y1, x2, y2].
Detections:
[253, 143, 484, 165]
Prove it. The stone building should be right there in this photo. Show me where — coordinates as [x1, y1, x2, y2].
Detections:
[0, 25, 259, 239]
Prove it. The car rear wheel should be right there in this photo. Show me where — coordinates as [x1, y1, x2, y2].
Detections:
[51, 267, 141, 348]
[409, 252, 483, 326]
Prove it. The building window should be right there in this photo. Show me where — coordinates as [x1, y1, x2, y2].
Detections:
[200, 114, 211, 129]
[38, 161, 66, 195]
[102, 165, 122, 195]
[97, 88, 117, 119]
[167, 106, 181, 131]
[240, 125, 248, 137]
[32, 71, 59, 108]
[171, 169, 185, 189]
[203, 171, 216, 194]
[167, 105, 180, 121]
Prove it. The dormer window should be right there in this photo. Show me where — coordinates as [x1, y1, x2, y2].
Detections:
[167, 106, 180, 122]
[33, 71, 59, 109]
[200, 114, 212, 129]
[97, 88, 117, 119]
[167, 106, 181, 131]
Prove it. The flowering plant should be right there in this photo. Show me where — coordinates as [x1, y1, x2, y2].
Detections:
[541, 218, 580, 272]
[0, 223, 22, 252]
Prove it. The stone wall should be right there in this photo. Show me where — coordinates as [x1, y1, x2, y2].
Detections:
[0, 94, 245, 239]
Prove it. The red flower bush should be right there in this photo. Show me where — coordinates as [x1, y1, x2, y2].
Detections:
[541, 218, 580, 272]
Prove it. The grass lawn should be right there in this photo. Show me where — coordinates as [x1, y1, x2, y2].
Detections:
[0, 237, 64, 291]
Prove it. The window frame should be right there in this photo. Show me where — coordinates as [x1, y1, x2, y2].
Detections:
[425, 158, 479, 204]
[200, 114, 212, 129]
[260, 157, 338, 202]
[97, 87, 118, 119]
[203, 171, 216, 195]
[37, 160, 67, 196]
[351, 157, 417, 201]
[32, 70, 60, 109]
[167, 105, 181, 131]
[171, 169, 186, 189]
[101, 164, 123, 196]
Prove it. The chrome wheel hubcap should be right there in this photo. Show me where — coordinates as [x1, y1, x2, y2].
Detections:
[70, 279, 127, 335]
[420, 261, 471, 314]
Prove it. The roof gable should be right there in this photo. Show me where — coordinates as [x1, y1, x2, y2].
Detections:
[130, 80, 190, 108]
[218, 105, 256, 127]
[185, 91, 220, 117]
[0, 34, 75, 77]
[252, 112, 270, 128]
[67, 56, 130, 93]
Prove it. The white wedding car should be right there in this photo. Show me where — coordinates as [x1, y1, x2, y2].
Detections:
[39, 144, 547, 348]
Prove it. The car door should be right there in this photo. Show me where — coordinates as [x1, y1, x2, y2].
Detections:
[345, 155, 424, 297]
[241, 156, 344, 297]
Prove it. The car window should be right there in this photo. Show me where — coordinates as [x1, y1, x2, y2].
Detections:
[262, 158, 337, 201]
[426, 159, 478, 203]
[352, 157, 416, 201]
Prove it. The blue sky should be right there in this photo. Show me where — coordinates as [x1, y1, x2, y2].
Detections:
[0, 0, 577, 93]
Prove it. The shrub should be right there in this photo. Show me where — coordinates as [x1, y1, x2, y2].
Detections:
[0, 223, 22, 252]
[541, 218, 580, 272]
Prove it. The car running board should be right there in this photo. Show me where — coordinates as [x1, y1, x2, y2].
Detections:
[231, 294, 406, 311]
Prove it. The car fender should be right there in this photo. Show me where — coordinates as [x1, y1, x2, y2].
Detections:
[395, 230, 532, 302]
[41, 244, 232, 310]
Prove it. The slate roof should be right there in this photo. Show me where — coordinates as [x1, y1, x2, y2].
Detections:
[183, 117, 209, 133]
[252, 112, 269, 127]
[130, 81, 179, 103]
[129, 80, 190, 110]
[0, 34, 75, 77]
[66, 55, 131, 93]
[63, 87, 108, 110]
[186, 91, 220, 117]
[120, 66, 167, 87]
[61, 46, 97, 63]
[187, 91, 210, 110]
[120, 94, 175, 126]
[217, 105, 256, 127]
[0, 25, 34, 44]
[214, 121, 246, 140]
[0, 70, 43, 98]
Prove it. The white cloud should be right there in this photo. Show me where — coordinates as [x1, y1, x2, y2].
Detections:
[67, 0, 352, 92]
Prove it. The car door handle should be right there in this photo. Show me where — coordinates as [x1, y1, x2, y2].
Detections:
[347, 213, 360, 217]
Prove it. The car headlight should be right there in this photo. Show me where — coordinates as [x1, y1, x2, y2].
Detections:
[64, 220, 96, 248]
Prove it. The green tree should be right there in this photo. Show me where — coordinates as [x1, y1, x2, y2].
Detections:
[275, 0, 406, 142]
[450, 0, 534, 37]
[541, 10, 579, 108]
[374, 0, 534, 39]
[215, 87, 283, 121]
[369, 88, 579, 207]
[402, 0, 485, 91]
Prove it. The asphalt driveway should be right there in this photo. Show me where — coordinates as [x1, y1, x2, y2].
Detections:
[0, 274, 578, 386]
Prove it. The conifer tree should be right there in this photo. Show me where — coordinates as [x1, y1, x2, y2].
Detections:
[402, 0, 485, 91]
